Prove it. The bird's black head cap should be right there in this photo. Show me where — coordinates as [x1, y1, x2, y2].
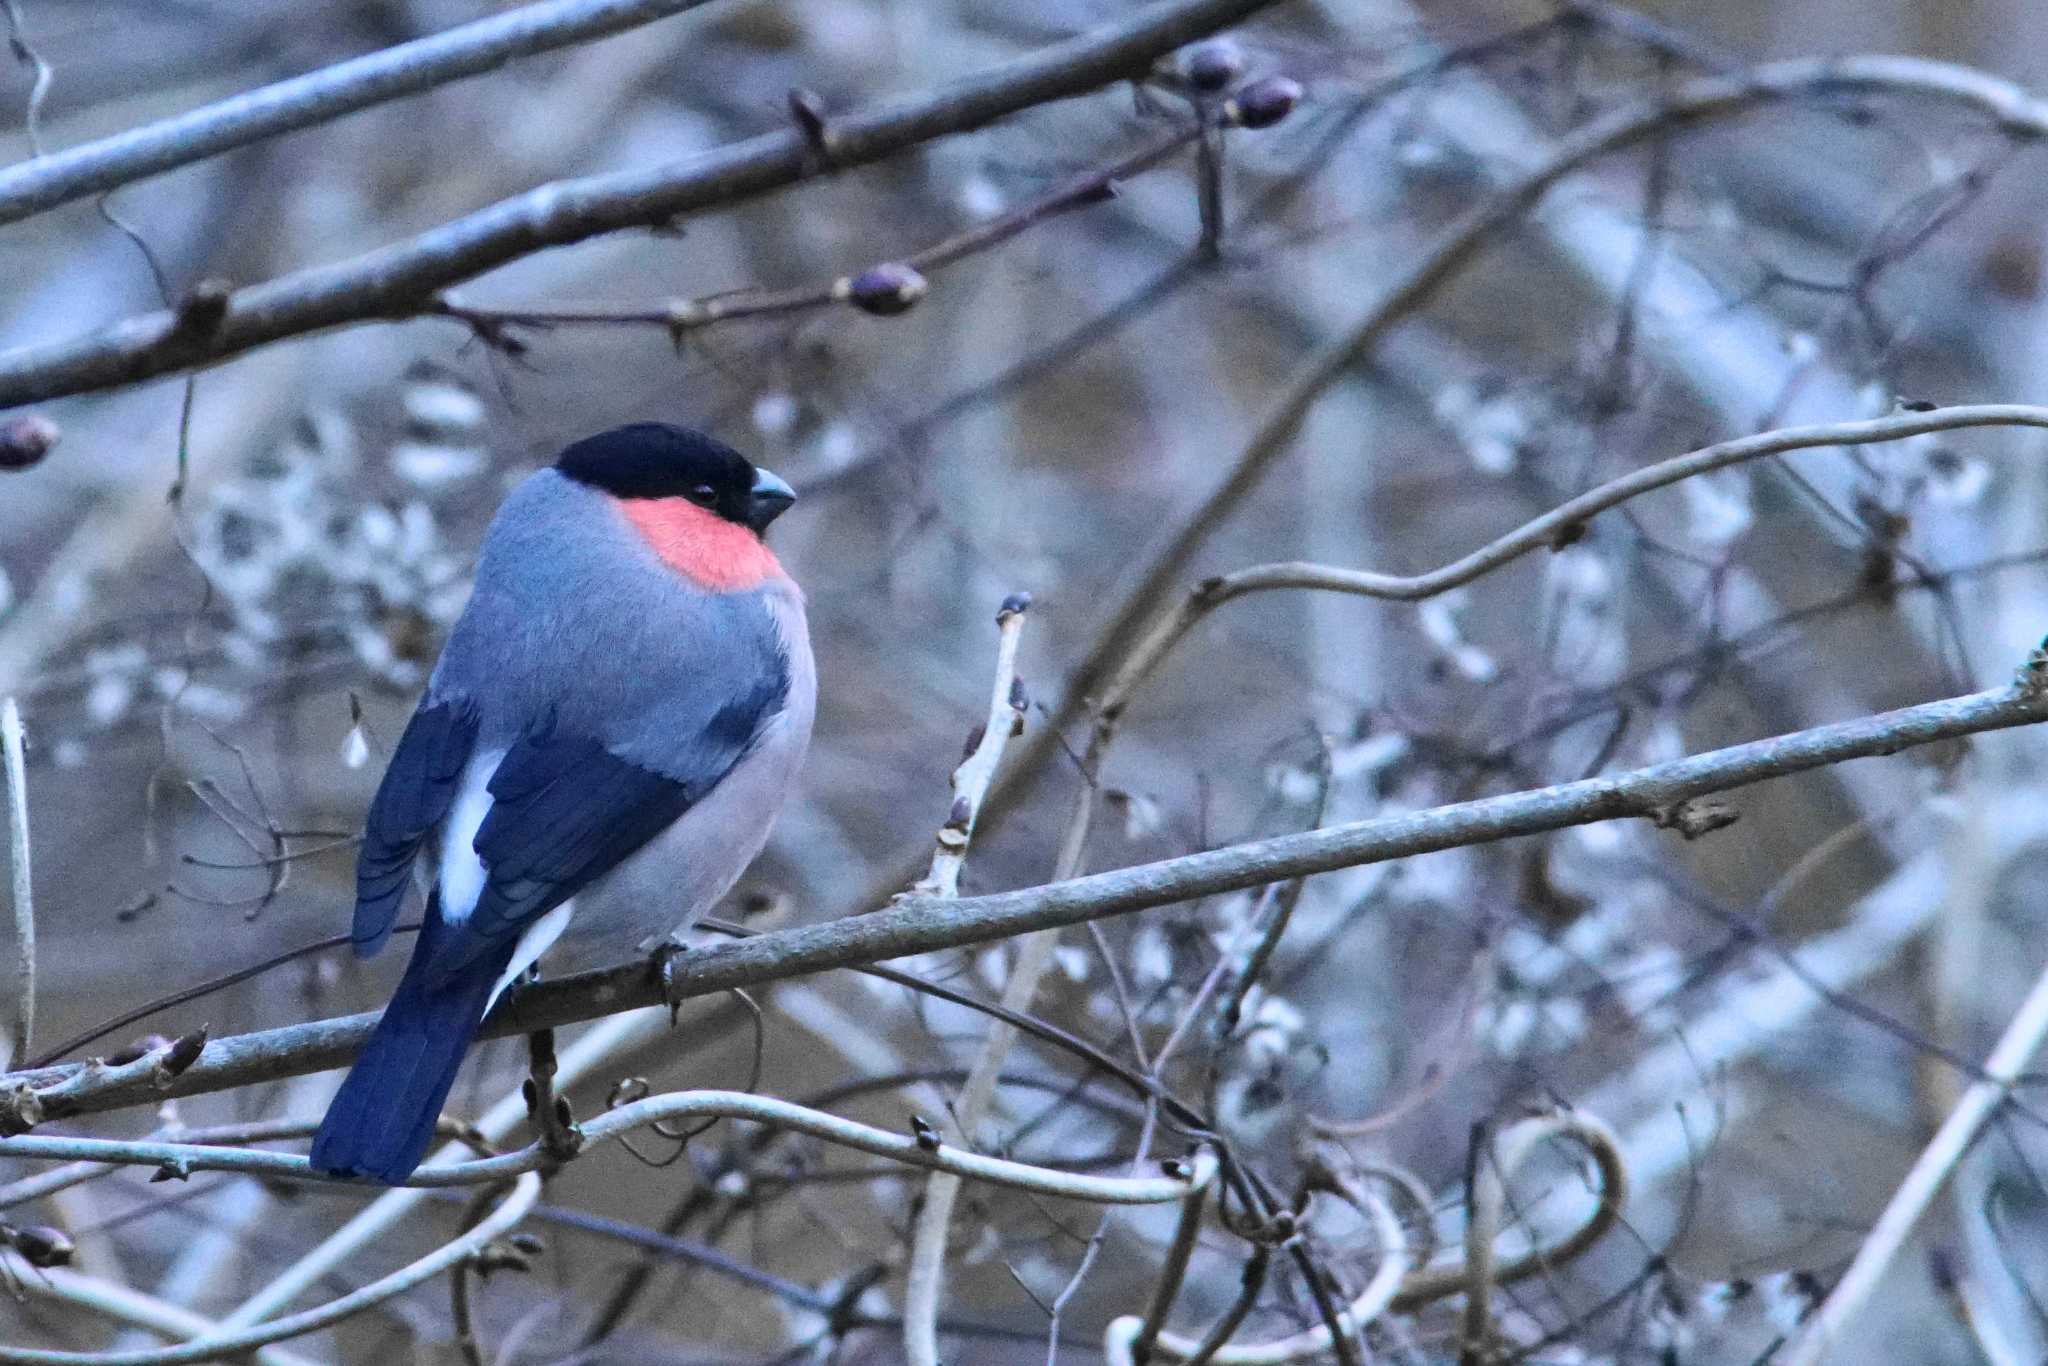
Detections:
[555, 423, 795, 533]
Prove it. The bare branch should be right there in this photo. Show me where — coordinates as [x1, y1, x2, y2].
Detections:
[0, 0, 1285, 408]
[0, 1090, 1214, 1205]
[5, 679, 2045, 1121]
[1, 698, 29, 1074]
[0, 0, 726, 228]
[910, 593, 1031, 899]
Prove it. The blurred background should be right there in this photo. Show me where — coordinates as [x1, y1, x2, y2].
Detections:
[5, 0, 2048, 1360]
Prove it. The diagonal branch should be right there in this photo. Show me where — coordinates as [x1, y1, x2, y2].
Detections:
[0, 0, 726, 227]
[1785, 947, 2048, 1363]
[6, 676, 2047, 1122]
[0, 0, 1285, 408]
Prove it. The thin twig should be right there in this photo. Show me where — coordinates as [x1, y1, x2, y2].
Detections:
[0, 0, 52, 159]
[0, 699, 29, 1074]
[911, 594, 1032, 898]
[904, 600, 1086, 1365]
[8, 680, 2048, 1120]
[1096, 405, 2048, 730]
[437, 133, 1192, 341]
[1045, 1111, 1166, 1364]
[1390, 1110, 1629, 1313]
[1105, 1178, 1408, 1363]
[1459, 1111, 1630, 1362]
[1181, 1246, 1269, 1365]
[1216, 743, 1333, 1036]
[1125, 1147, 1214, 1363]
[1459, 1120, 1500, 1366]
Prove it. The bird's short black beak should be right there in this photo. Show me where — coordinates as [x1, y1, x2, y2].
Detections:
[746, 467, 797, 534]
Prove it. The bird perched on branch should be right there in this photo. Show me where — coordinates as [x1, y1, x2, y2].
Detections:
[311, 424, 813, 1183]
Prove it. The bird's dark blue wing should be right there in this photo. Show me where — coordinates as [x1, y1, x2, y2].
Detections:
[353, 696, 480, 957]
[424, 685, 782, 977]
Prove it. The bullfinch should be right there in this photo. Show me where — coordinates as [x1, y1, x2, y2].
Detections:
[310, 423, 813, 1183]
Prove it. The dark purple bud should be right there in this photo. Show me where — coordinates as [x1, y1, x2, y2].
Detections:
[174, 278, 233, 336]
[788, 87, 830, 152]
[0, 414, 57, 470]
[163, 1027, 208, 1077]
[1225, 76, 1303, 130]
[1179, 38, 1244, 93]
[13, 1225, 73, 1268]
[911, 1115, 942, 1151]
[997, 591, 1032, 620]
[947, 796, 972, 826]
[845, 263, 927, 316]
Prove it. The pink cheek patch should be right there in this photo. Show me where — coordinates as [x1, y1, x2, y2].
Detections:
[617, 496, 784, 592]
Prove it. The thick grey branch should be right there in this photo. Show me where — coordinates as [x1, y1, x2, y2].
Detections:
[0, 0, 1283, 408]
[0, 0, 724, 227]
[6, 678, 2044, 1122]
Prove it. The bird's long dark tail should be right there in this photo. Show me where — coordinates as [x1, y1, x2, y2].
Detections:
[311, 915, 516, 1185]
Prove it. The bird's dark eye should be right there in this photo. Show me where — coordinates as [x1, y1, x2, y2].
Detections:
[686, 483, 717, 507]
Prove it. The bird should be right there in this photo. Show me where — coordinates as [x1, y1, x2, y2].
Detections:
[310, 423, 814, 1184]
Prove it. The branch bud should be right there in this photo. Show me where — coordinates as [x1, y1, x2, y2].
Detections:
[173, 278, 233, 337]
[1224, 76, 1303, 130]
[844, 263, 927, 316]
[161, 1027, 208, 1081]
[11, 1225, 73, 1268]
[1179, 38, 1244, 93]
[0, 413, 58, 470]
